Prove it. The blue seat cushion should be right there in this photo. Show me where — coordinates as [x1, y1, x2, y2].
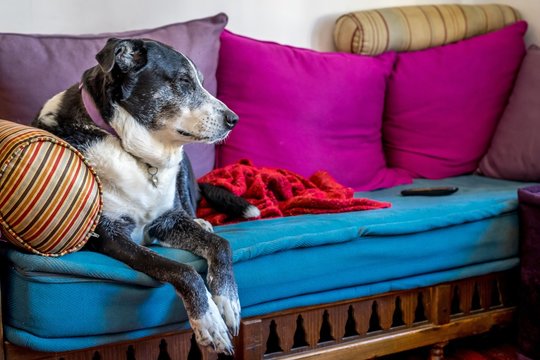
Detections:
[1, 175, 532, 351]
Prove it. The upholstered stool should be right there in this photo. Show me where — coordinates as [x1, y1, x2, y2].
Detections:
[517, 186, 540, 360]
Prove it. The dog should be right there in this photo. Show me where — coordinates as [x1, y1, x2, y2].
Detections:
[33, 38, 260, 355]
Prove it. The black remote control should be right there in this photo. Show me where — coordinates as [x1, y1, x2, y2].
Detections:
[400, 186, 459, 196]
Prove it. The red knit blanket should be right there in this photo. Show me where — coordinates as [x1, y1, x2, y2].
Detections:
[197, 160, 391, 225]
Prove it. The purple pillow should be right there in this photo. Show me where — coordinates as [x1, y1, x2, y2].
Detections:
[478, 45, 540, 181]
[0, 13, 228, 178]
[216, 30, 411, 191]
[383, 21, 527, 179]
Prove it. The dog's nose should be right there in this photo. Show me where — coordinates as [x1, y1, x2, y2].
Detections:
[224, 110, 239, 129]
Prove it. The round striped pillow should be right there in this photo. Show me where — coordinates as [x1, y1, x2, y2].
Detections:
[334, 4, 521, 55]
[0, 119, 102, 256]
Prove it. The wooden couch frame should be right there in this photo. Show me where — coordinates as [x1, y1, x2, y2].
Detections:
[1, 269, 517, 360]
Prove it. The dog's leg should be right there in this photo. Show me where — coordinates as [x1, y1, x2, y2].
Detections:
[91, 218, 234, 355]
[145, 209, 240, 336]
[176, 154, 200, 218]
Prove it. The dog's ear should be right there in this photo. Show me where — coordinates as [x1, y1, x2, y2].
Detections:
[96, 38, 147, 73]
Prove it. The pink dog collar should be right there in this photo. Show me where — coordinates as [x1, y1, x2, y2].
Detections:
[79, 83, 118, 137]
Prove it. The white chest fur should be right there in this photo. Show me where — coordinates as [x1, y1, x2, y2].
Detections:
[84, 136, 181, 244]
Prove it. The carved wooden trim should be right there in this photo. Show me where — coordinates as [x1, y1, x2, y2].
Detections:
[239, 319, 264, 359]
[263, 309, 514, 360]
[3, 331, 213, 360]
[2, 270, 517, 360]
[430, 284, 451, 325]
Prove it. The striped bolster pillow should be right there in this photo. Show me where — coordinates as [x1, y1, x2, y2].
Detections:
[0, 120, 102, 256]
[334, 4, 521, 55]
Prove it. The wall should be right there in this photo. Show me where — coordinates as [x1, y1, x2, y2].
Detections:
[0, 0, 538, 50]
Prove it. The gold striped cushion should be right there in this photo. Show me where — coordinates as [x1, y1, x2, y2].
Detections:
[0, 120, 102, 256]
[334, 4, 521, 55]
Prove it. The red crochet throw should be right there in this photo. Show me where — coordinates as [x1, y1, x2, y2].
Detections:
[197, 160, 391, 225]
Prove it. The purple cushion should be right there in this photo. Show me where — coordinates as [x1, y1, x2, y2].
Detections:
[216, 30, 412, 191]
[383, 21, 527, 179]
[478, 45, 540, 181]
[0, 14, 228, 178]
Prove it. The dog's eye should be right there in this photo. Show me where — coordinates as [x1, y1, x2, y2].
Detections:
[178, 76, 192, 86]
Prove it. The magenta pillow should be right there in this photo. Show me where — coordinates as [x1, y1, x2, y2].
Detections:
[478, 45, 540, 181]
[383, 21, 527, 179]
[0, 14, 228, 178]
[216, 30, 411, 191]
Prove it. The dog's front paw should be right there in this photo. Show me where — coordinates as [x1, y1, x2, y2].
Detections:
[190, 293, 233, 355]
[213, 294, 241, 336]
[193, 218, 214, 233]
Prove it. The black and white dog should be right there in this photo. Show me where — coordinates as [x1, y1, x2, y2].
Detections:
[33, 38, 259, 355]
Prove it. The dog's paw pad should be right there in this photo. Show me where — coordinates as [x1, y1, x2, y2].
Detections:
[214, 294, 241, 336]
[193, 218, 214, 232]
[242, 205, 260, 219]
[190, 298, 233, 354]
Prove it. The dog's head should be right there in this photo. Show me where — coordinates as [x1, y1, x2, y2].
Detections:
[92, 38, 238, 145]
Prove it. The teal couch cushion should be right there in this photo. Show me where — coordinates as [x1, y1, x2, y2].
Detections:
[1, 175, 531, 351]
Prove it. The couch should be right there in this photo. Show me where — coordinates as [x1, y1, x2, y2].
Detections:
[1, 4, 538, 360]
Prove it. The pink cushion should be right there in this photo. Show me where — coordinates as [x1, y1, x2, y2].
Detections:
[478, 45, 540, 181]
[216, 30, 412, 191]
[383, 21, 527, 179]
